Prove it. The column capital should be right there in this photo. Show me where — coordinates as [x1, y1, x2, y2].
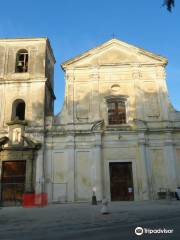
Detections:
[164, 140, 175, 146]
[138, 139, 146, 145]
[92, 143, 102, 148]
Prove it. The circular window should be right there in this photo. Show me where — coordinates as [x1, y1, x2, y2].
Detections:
[111, 84, 120, 92]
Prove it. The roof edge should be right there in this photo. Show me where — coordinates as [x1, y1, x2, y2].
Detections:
[0, 37, 48, 42]
[61, 38, 168, 70]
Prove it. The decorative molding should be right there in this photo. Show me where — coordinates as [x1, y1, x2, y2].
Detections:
[0, 136, 9, 151]
[91, 120, 104, 131]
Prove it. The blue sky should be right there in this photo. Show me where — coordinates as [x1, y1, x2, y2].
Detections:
[0, 0, 179, 114]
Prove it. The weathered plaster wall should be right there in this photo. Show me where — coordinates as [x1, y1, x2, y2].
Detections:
[0, 38, 55, 199]
[175, 148, 180, 186]
[1, 38, 180, 203]
[46, 39, 180, 202]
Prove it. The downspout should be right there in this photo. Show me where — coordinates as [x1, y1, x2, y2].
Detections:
[73, 71, 76, 201]
[42, 79, 47, 193]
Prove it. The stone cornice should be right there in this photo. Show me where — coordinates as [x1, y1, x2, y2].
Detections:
[63, 63, 165, 71]
[0, 37, 48, 43]
[0, 78, 47, 84]
[61, 38, 167, 71]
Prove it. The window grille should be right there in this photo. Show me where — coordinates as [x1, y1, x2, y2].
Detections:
[107, 98, 126, 124]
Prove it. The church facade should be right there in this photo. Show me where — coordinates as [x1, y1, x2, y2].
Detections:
[0, 37, 180, 204]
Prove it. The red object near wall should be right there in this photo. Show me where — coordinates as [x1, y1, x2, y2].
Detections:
[22, 193, 48, 207]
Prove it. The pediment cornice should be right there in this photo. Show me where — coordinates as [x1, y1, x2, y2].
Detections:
[61, 38, 167, 70]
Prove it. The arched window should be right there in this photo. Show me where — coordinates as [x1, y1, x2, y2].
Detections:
[11, 99, 26, 121]
[15, 49, 28, 73]
[106, 97, 127, 125]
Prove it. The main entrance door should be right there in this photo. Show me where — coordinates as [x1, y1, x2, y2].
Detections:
[1, 161, 26, 203]
[109, 162, 134, 201]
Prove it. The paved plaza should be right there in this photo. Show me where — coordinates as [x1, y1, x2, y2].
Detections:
[0, 201, 180, 240]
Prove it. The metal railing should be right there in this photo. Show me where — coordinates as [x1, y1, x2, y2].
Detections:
[0, 183, 25, 206]
[157, 188, 176, 200]
[0, 182, 47, 207]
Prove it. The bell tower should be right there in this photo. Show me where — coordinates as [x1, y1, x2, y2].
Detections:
[0, 38, 55, 129]
[0, 38, 55, 204]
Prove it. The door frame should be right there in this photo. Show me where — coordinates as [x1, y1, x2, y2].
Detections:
[105, 160, 138, 201]
[1, 160, 26, 202]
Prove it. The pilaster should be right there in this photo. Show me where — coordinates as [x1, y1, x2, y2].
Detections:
[65, 134, 75, 202]
[92, 133, 103, 201]
[138, 133, 149, 200]
[163, 132, 178, 191]
[90, 69, 100, 121]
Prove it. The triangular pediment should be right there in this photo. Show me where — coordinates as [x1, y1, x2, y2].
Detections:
[62, 39, 167, 69]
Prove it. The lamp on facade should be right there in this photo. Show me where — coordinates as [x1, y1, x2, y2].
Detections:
[91, 186, 97, 205]
[17, 61, 23, 67]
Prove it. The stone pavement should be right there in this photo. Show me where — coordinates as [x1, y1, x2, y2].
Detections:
[0, 200, 180, 240]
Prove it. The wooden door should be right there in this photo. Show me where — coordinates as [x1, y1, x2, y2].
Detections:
[109, 162, 134, 201]
[1, 161, 26, 202]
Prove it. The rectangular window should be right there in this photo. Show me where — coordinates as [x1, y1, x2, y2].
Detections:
[107, 98, 126, 125]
